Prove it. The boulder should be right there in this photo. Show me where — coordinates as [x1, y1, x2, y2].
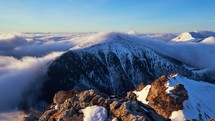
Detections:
[146, 75, 188, 118]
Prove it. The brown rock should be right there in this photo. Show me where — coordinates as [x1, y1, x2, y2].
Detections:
[39, 89, 168, 121]
[146, 75, 188, 118]
[53, 90, 78, 104]
[110, 101, 167, 121]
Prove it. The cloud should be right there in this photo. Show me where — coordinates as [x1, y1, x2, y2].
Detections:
[0, 52, 63, 112]
[129, 34, 215, 70]
[0, 32, 83, 58]
[0, 111, 26, 121]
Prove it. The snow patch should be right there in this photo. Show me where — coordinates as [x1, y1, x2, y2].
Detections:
[82, 105, 108, 121]
[170, 110, 185, 121]
[133, 85, 151, 104]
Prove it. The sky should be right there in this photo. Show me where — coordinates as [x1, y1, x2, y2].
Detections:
[0, 0, 214, 33]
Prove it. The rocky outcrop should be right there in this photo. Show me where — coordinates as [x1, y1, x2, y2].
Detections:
[38, 90, 168, 121]
[146, 75, 188, 118]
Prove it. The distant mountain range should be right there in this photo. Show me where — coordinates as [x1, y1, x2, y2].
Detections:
[172, 31, 215, 43]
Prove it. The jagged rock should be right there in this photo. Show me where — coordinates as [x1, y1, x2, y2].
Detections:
[39, 90, 168, 121]
[53, 90, 78, 104]
[22, 109, 43, 121]
[38, 109, 57, 121]
[110, 101, 166, 121]
[146, 75, 188, 118]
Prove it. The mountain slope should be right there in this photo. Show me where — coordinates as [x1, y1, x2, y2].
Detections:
[41, 32, 210, 102]
[200, 37, 215, 44]
[172, 31, 215, 42]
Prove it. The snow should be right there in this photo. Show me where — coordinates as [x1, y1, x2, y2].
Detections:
[134, 74, 215, 120]
[165, 81, 175, 94]
[82, 105, 108, 121]
[168, 75, 215, 120]
[172, 31, 215, 43]
[133, 85, 151, 104]
[172, 32, 196, 42]
[170, 110, 185, 121]
[201, 37, 215, 44]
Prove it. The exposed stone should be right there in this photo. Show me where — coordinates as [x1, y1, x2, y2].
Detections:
[38, 109, 57, 121]
[53, 90, 79, 104]
[22, 109, 43, 121]
[146, 75, 188, 118]
[39, 89, 168, 121]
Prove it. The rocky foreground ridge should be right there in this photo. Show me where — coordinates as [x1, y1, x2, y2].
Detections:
[22, 74, 215, 121]
[24, 89, 169, 121]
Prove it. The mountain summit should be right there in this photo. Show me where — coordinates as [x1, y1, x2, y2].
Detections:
[41, 32, 210, 102]
[172, 31, 215, 42]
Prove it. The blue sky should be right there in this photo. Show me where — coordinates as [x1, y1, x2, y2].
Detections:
[0, 0, 214, 33]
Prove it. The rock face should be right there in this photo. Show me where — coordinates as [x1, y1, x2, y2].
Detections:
[38, 90, 168, 121]
[146, 75, 188, 118]
[40, 33, 209, 102]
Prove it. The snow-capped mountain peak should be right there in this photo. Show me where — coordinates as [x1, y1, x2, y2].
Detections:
[172, 31, 215, 43]
[71, 32, 132, 50]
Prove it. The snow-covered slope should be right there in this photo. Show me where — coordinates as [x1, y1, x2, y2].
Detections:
[135, 74, 215, 121]
[41, 32, 210, 102]
[168, 75, 215, 121]
[200, 37, 215, 44]
[172, 31, 215, 43]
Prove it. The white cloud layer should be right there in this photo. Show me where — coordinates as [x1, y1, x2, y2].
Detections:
[0, 52, 63, 111]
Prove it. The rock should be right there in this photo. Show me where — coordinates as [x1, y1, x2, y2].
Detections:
[22, 109, 43, 121]
[53, 90, 78, 104]
[125, 91, 137, 101]
[146, 75, 188, 118]
[208, 119, 215, 121]
[39, 89, 168, 121]
[110, 101, 166, 121]
[38, 109, 57, 121]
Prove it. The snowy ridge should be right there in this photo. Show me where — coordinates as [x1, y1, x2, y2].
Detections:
[172, 31, 215, 43]
[136, 74, 215, 121]
[200, 37, 215, 44]
[168, 75, 215, 121]
[44, 32, 211, 101]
